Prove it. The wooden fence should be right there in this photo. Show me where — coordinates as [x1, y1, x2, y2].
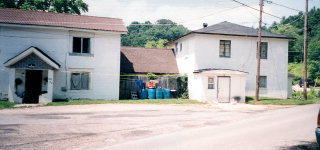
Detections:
[119, 75, 180, 99]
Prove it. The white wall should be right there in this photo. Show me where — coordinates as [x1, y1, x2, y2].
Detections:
[172, 34, 289, 99]
[0, 25, 121, 100]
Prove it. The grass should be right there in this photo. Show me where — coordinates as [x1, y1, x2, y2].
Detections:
[46, 99, 204, 106]
[246, 96, 320, 105]
[0, 100, 15, 109]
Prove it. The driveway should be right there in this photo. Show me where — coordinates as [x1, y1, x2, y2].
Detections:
[0, 103, 318, 150]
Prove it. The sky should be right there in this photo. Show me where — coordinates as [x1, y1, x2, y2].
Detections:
[83, 0, 320, 30]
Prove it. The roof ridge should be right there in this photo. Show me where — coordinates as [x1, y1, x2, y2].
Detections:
[0, 7, 123, 20]
[121, 46, 171, 50]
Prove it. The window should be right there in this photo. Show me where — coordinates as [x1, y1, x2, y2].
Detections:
[259, 76, 267, 88]
[180, 43, 182, 52]
[219, 40, 231, 57]
[70, 72, 90, 90]
[257, 42, 268, 59]
[73, 37, 90, 53]
[175, 43, 178, 53]
[208, 77, 214, 89]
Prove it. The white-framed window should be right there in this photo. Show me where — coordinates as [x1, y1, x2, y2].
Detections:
[219, 40, 231, 57]
[73, 37, 90, 54]
[259, 76, 267, 88]
[70, 72, 90, 90]
[257, 42, 268, 59]
[208, 77, 214, 89]
[180, 43, 183, 52]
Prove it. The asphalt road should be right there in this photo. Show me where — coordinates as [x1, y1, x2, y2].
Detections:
[106, 104, 320, 150]
[0, 103, 319, 150]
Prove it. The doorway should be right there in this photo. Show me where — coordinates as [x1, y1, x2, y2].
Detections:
[217, 76, 231, 103]
[23, 70, 42, 103]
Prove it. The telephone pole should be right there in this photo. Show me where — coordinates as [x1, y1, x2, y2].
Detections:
[255, 0, 263, 101]
[303, 0, 308, 100]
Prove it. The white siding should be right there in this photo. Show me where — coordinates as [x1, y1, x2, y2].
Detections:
[0, 26, 121, 100]
[172, 34, 289, 99]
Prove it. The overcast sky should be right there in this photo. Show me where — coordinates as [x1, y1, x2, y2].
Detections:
[83, 0, 319, 30]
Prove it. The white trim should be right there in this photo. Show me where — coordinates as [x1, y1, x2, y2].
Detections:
[4, 47, 60, 69]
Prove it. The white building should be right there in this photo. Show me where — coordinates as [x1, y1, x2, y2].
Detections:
[0, 8, 127, 103]
[169, 22, 294, 103]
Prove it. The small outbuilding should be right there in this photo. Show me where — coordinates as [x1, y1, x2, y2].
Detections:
[190, 69, 248, 103]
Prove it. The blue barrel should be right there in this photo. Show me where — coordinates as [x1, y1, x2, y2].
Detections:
[163, 89, 170, 99]
[156, 89, 163, 99]
[139, 89, 147, 99]
[147, 89, 156, 99]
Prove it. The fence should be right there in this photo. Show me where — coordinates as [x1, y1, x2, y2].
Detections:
[119, 75, 186, 99]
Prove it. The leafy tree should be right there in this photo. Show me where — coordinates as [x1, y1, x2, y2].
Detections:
[122, 19, 190, 48]
[0, 0, 88, 14]
[145, 39, 168, 48]
[273, 7, 320, 81]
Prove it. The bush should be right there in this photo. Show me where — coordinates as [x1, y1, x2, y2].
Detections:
[292, 88, 320, 100]
[176, 75, 188, 99]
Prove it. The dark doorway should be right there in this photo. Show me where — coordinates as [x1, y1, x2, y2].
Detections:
[23, 70, 42, 104]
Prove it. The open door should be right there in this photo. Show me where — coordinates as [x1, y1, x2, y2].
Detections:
[23, 70, 42, 103]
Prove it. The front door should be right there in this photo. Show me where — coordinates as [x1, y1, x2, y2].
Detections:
[23, 70, 42, 103]
[217, 76, 231, 103]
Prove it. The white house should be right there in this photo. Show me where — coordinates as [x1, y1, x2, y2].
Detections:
[168, 21, 294, 103]
[0, 8, 127, 103]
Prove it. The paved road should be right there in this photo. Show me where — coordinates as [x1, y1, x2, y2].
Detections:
[105, 104, 320, 150]
[0, 103, 318, 150]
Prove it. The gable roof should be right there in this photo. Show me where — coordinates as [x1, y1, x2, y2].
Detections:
[4, 46, 60, 69]
[0, 8, 127, 33]
[168, 21, 294, 44]
[193, 21, 294, 39]
[121, 47, 179, 74]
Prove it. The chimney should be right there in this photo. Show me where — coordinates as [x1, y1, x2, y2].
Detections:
[203, 23, 208, 28]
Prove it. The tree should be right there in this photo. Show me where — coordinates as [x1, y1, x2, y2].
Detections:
[145, 39, 168, 48]
[122, 19, 190, 48]
[0, 0, 88, 14]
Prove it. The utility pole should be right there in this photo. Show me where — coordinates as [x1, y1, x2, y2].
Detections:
[303, 0, 308, 100]
[255, 0, 263, 101]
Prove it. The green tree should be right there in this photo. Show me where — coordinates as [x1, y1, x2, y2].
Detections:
[121, 19, 190, 47]
[0, 0, 88, 14]
[145, 39, 168, 48]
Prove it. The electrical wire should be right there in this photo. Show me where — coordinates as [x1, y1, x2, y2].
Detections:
[264, 0, 302, 12]
[231, 0, 282, 19]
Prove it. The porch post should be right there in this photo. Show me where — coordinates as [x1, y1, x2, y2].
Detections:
[7, 68, 16, 103]
[47, 70, 54, 102]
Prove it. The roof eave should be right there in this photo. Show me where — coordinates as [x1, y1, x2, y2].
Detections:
[192, 32, 296, 40]
[0, 22, 128, 34]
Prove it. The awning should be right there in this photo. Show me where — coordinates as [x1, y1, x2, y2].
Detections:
[4, 47, 60, 70]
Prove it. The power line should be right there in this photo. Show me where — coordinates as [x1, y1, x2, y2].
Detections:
[264, 0, 302, 12]
[231, 0, 282, 19]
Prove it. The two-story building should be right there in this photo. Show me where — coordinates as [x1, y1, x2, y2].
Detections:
[168, 21, 294, 103]
[0, 8, 127, 103]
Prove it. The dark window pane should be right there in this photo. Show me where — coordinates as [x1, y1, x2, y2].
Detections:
[71, 73, 81, 90]
[259, 76, 267, 88]
[208, 84, 214, 89]
[220, 40, 231, 57]
[73, 37, 81, 53]
[81, 73, 89, 89]
[83, 38, 90, 53]
[257, 42, 268, 59]
[180, 43, 182, 51]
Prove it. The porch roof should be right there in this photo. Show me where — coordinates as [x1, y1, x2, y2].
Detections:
[4, 47, 60, 70]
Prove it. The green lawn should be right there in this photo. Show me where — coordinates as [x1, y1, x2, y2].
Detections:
[0, 100, 15, 109]
[246, 96, 320, 105]
[46, 99, 204, 106]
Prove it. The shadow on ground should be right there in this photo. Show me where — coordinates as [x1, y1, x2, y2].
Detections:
[279, 141, 319, 150]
